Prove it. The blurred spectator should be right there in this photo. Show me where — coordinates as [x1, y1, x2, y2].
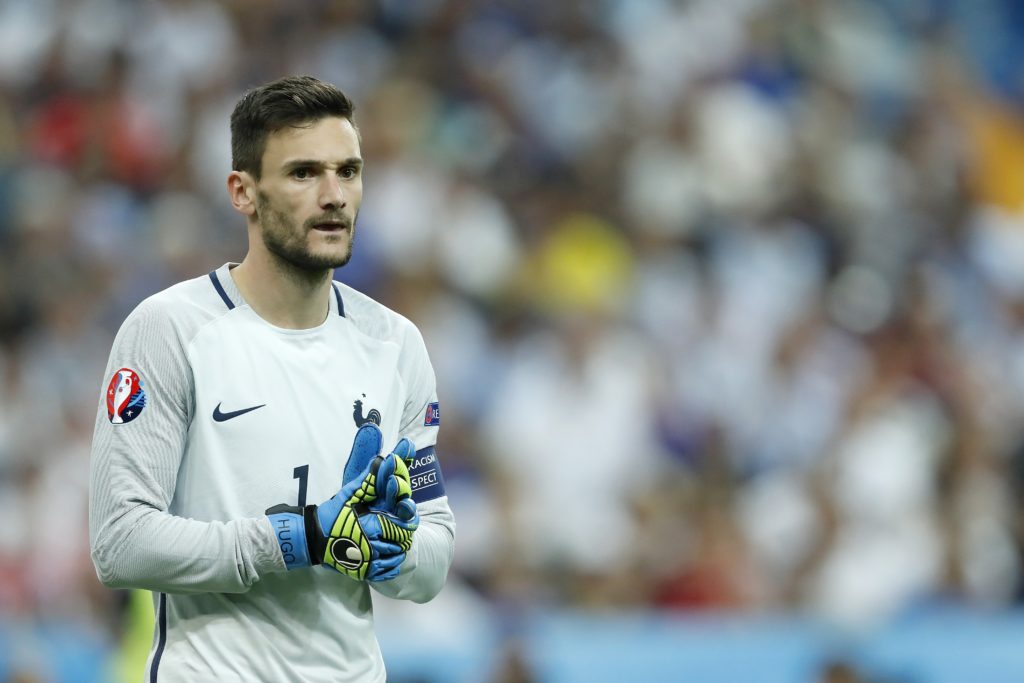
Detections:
[818, 659, 865, 683]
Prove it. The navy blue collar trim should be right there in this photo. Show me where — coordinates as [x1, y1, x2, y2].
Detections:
[211, 269, 340, 317]
[209, 271, 235, 310]
[333, 284, 345, 317]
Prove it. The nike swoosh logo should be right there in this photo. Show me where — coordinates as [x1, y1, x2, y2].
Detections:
[212, 402, 266, 422]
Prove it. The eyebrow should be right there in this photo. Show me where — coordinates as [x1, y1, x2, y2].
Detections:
[282, 157, 363, 172]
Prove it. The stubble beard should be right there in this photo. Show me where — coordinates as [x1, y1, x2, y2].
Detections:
[256, 190, 356, 275]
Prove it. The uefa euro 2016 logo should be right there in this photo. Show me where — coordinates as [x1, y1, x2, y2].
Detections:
[106, 368, 147, 425]
[424, 401, 440, 426]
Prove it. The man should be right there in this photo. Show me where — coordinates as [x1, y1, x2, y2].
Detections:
[89, 75, 455, 682]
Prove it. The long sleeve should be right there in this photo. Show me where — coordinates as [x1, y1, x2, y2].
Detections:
[370, 319, 455, 602]
[370, 496, 455, 602]
[88, 297, 286, 594]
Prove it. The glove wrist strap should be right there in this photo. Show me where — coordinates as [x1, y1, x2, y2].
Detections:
[302, 504, 324, 566]
[266, 505, 311, 570]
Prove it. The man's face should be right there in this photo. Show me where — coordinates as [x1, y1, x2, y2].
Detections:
[253, 116, 363, 271]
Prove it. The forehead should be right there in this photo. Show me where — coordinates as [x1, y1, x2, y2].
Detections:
[262, 116, 361, 166]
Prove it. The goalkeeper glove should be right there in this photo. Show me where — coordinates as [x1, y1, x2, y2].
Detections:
[266, 424, 420, 581]
[342, 423, 418, 525]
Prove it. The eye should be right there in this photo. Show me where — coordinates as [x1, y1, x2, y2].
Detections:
[291, 167, 313, 180]
[339, 166, 359, 180]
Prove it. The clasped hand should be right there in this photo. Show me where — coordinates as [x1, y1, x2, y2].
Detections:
[267, 424, 420, 581]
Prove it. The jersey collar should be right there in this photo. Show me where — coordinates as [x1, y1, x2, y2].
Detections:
[208, 263, 345, 318]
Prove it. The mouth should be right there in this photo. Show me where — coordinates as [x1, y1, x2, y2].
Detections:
[311, 221, 349, 233]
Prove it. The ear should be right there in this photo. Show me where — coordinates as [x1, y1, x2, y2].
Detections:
[227, 170, 257, 217]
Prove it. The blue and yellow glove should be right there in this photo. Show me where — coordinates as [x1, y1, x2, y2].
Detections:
[266, 424, 420, 582]
[342, 424, 418, 526]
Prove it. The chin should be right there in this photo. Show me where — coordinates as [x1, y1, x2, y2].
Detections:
[310, 249, 353, 270]
[302, 240, 352, 268]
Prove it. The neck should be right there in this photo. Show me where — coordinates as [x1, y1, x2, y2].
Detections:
[231, 248, 333, 330]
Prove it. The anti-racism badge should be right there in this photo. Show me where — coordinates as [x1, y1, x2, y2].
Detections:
[106, 368, 146, 425]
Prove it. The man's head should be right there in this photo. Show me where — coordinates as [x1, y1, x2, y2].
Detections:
[228, 76, 363, 272]
[230, 75, 356, 180]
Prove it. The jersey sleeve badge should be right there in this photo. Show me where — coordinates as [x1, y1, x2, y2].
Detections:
[424, 401, 440, 426]
[106, 368, 147, 424]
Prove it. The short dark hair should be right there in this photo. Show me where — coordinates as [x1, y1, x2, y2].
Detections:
[230, 75, 356, 179]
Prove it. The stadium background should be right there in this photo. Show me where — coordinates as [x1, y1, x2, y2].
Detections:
[3, 0, 1024, 681]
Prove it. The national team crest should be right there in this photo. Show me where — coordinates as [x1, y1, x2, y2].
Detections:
[106, 368, 146, 425]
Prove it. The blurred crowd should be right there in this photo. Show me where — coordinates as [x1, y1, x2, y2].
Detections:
[4, 0, 1024, 678]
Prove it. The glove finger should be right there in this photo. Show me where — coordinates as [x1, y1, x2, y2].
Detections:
[342, 456, 384, 508]
[383, 471, 403, 512]
[386, 454, 414, 508]
[375, 452, 398, 491]
[370, 497, 417, 523]
[358, 508, 417, 540]
[370, 458, 411, 514]
[390, 437, 415, 466]
[373, 453, 403, 510]
[367, 566, 400, 583]
[366, 552, 405, 582]
[358, 511, 382, 541]
[394, 498, 418, 523]
[343, 423, 383, 486]
[369, 539, 402, 558]
[374, 512, 419, 553]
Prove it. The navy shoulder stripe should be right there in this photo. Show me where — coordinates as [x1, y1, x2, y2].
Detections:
[209, 271, 235, 310]
[333, 283, 345, 317]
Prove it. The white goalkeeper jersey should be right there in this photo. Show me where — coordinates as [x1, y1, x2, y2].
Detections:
[89, 263, 454, 683]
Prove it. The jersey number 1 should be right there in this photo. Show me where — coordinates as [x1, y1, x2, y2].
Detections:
[293, 465, 309, 507]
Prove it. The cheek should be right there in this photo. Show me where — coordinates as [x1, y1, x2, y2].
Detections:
[269, 192, 310, 223]
[349, 183, 364, 208]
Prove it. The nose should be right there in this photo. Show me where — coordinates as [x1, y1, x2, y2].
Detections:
[318, 174, 346, 210]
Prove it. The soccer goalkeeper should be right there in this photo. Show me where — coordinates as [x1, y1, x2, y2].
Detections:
[89, 76, 454, 683]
